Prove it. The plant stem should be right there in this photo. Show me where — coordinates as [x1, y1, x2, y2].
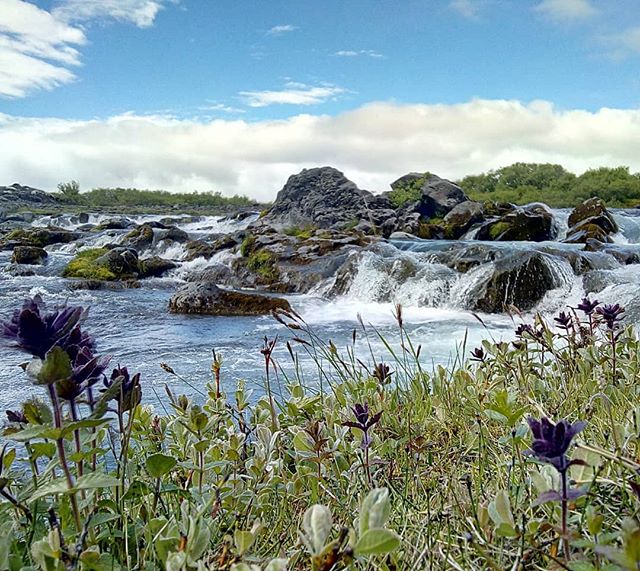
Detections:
[560, 468, 570, 562]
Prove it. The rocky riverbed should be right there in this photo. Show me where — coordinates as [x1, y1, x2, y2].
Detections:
[1, 167, 639, 410]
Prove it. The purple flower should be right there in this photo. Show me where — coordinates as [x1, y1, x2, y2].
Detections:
[56, 347, 111, 402]
[526, 417, 586, 471]
[343, 403, 382, 450]
[515, 324, 534, 337]
[576, 297, 599, 316]
[1, 296, 86, 359]
[596, 303, 625, 330]
[470, 347, 485, 362]
[5, 409, 27, 424]
[373, 362, 392, 385]
[554, 311, 572, 331]
[103, 366, 142, 412]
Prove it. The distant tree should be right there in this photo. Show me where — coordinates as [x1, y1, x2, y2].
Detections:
[57, 180, 81, 200]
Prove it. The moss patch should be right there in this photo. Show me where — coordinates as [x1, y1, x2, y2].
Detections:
[388, 173, 431, 208]
[246, 250, 280, 282]
[488, 221, 511, 240]
[240, 234, 256, 257]
[283, 225, 316, 240]
[62, 248, 117, 281]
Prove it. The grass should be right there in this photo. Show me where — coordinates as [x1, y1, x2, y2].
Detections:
[1, 298, 640, 569]
[283, 225, 316, 240]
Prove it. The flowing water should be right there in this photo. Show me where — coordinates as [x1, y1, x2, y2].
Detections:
[1, 209, 639, 412]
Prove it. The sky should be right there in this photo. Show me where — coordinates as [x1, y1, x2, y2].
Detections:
[1, 0, 640, 200]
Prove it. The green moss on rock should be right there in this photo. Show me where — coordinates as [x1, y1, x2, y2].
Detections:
[246, 250, 280, 282]
[62, 248, 117, 281]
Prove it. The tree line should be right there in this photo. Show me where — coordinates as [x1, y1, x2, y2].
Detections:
[457, 163, 640, 208]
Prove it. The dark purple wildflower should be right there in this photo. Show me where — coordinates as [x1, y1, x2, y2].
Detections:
[56, 347, 111, 402]
[5, 409, 27, 424]
[373, 362, 392, 385]
[1, 296, 86, 359]
[526, 417, 586, 471]
[470, 347, 485, 362]
[596, 303, 625, 330]
[103, 366, 142, 412]
[515, 323, 534, 337]
[554, 311, 572, 331]
[576, 297, 599, 316]
[343, 403, 382, 450]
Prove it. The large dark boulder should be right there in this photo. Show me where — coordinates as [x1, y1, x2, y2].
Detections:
[568, 197, 618, 231]
[122, 223, 155, 250]
[168, 282, 291, 316]
[11, 246, 48, 265]
[258, 167, 394, 234]
[138, 256, 177, 278]
[389, 173, 469, 218]
[469, 252, 561, 313]
[564, 198, 618, 244]
[0, 184, 60, 213]
[443, 201, 485, 238]
[476, 204, 556, 242]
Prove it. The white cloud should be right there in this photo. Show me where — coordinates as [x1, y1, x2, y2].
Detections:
[52, 0, 169, 28]
[449, 0, 482, 19]
[2, 99, 640, 202]
[535, 0, 596, 22]
[266, 24, 297, 36]
[602, 26, 640, 58]
[334, 50, 384, 58]
[198, 102, 246, 114]
[0, 0, 86, 98]
[240, 83, 347, 107]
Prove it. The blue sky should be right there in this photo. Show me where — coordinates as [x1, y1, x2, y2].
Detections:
[1, 0, 640, 199]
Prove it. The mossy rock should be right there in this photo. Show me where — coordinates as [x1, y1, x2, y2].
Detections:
[63, 247, 140, 281]
[246, 250, 280, 282]
[11, 246, 48, 265]
[1, 227, 79, 249]
[123, 223, 155, 250]
[283, 225, 316, 240]
[63, 248, 118, 281]
[240, 234, 256, 257]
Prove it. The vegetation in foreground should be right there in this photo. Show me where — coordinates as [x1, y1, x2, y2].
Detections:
[0, 297, 639, 570]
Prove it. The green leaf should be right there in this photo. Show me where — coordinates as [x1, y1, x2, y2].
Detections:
[359, 488, 391, 536]
[74, 472, 119, 491]
[36, 347, 72, 385]
[60, 418, 111, 439]
[355, 529, 401, 555]
[6, 424, 54, 442]
[29, 478, 70, 501]
[146, 453, 178, 478]
[301, 504, 332, 557]
[122, 480, 151, 501]
[234, 530, 255, 556]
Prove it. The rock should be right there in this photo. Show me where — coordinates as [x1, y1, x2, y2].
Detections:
[78, 212, 90, 224]
[95, 248, 140, 277]
[476, 204, 556, 242]
[0, 226, 80, 250]
[184, 264, 237, 285]
[168, 282, 291, 316]
[469, 252, 561, 313]
[0, 184, 60, 213]
[583, 240, 640, 265]
[564, 222, 613, 244]
[258, 166, 394, 233]
[122, 223, 155, 250]
[443, 201, 484, 238]
[389, 173, 468, 218]
[63, 247, 140, 281]
[568, 197, 618, 232]
[183, 233, 242, 261]
[11, 246, 48, 265]
[156, 226, 189, 243]
[67, 279, 141, 291]
[94, 217, 135, 231]
[138, 256, 177, 278]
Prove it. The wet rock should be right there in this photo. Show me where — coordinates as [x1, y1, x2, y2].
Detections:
[156, 226, 189, 243]
[4, 264, 36, 277]
[168, 282, 291, 316]
[469, 252, 561, 313]
[583, 240, 640, 265]
[138, 256, 177, 278]
[0, 184, 60, 213]
[67, 279, 141, 291]
[183, 233, 242, 261]
[78, 212, 90, 224]
[476, 204, 556, 242]
[564, 222, 613, 244]
[184, 264, 237, 285]
[568, 197, 618, 232]
[443, 201, 484, 238]
[122, 223, 155, 250]
[63, 247, 140, 281]
[0, 226, 80, 250]
[11, 246, 48, 265]
[94, 217, 136, 231]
